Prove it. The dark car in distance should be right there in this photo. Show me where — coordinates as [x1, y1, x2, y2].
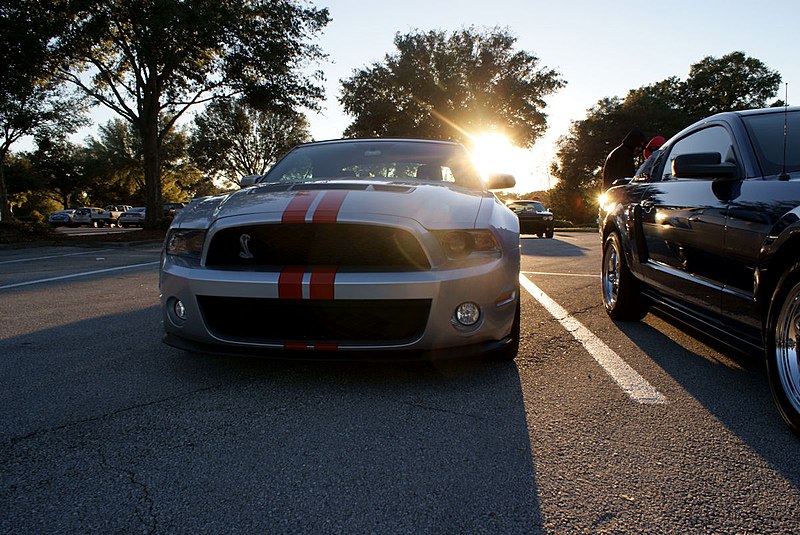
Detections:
[599, 106, 800, 434]
[506, 200, 554, 238]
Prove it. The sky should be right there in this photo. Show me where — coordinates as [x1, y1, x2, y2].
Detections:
[305, 0, 800, 192]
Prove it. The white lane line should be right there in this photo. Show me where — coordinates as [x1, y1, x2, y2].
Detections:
[519, 273, 667, 405]
[521, 271, 600, 278]
[0, 250, 111, 265]
[0, 261, 159, 290]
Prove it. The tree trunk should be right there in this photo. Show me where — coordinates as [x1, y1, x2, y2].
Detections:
[0, 149, 11, 224]
[140, 89, 162, 230]
[142, 126, 162, 229]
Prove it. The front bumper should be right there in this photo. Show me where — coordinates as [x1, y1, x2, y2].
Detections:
[160, 257, 518, 355]
[517, 216, 553, 233]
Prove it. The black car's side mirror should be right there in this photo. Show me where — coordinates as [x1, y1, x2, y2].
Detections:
[486, 173, 516, 190]
[672, 152, 738, 180]
[240, 175, 261, 188]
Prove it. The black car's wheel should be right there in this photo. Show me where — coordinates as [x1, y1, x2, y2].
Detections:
[490, 294, 520, 362]
[601, 231, 648, 320]
[545, 229, 554, 239]
[766, 263, 800, 434]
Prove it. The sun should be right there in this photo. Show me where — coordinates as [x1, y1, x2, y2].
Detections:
[468, 132, 518, 177]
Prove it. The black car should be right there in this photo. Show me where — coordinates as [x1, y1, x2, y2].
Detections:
[599, 106, 800, 434]
[506, 200, 554, 238]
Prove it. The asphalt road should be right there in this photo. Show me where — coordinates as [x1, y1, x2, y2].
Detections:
[1, 232, 798, 533]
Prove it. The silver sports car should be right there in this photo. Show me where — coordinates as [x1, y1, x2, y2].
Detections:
[160, 138, 520, 359]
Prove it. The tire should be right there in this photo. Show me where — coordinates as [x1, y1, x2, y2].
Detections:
[545, 229, 554, 239]
[490, 293, 520, 362]
[765, 263, 800, 434]
[601, 231, 648, 320]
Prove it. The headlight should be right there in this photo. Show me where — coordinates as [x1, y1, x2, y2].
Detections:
[434, 230, 500, 261]
[544, 215, 554, 221]
[166, 229, 206, 259]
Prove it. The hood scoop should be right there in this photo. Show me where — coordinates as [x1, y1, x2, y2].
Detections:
[244, 181, 417, 199]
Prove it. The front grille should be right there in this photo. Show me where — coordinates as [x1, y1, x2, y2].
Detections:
[205, 223, 430, 270]
[197, 296, 431, 344]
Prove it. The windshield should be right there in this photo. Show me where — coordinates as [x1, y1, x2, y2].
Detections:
[508, 201, 546, 213]
[262, 140, 484, 189]
[742, 110, 799, 175]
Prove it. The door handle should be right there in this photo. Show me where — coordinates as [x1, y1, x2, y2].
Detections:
[640, 200, 655, 212]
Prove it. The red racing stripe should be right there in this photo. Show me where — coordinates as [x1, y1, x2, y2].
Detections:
[278, 266, 305, 300]
[282, 191, 320, 223]
[313, 342, 338, 351]
[283, 342, 309, 350]
[312, 191, 348, 223]
[309, 267, 337, 300]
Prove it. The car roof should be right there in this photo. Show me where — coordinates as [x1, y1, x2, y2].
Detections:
[704, 105, 800, 122]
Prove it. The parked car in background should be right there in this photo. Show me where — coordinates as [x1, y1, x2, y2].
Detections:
[72, 207, 114, 227]
[48, 209, 76, 227]
[160, 138, 520, 361]
[599, 106, 800, 433]
[118, 207, 146, 227]
[105, 204, 132, 226]
[506, 199, 554, 238]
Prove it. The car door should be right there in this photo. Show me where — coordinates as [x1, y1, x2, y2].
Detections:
[637, 124, 738, 318]
[721, 110, 800, 342]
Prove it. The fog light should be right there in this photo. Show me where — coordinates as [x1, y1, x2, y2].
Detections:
[174, 299, 187, 320]
[455, 302, 481, 326]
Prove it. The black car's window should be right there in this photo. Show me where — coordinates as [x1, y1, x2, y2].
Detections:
[264, 141, 483, 189]
[661, 126, 736, 181]
[508, 202, 545, 213]
[742, 111, 800, 176]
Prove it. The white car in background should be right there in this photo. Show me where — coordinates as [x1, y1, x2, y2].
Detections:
[117, 207, 146, 227]
[72, 207, 112, 227]
[160, 138, 521, 360]
[48, 209, 76, 227]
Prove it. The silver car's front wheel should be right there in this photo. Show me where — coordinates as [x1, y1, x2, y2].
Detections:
[767, 268, 800, 434]
[601, 232, 647, 321]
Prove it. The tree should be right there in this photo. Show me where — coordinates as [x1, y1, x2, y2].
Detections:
[550, 52, 782, 224]
[0, 3, 85, 223]
[684, 51, 782, 119]
[340, 28, 565, 148]
[50, 0, 329, 227]
[29, 138, 92, 209]
[83, 119, 217, 206]
[190, 98, 311, 187]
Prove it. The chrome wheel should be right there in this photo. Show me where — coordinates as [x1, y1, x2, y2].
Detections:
[601, 232, 647, 320]
[774, 282, 800, 417]
[602, 238, 620, 311]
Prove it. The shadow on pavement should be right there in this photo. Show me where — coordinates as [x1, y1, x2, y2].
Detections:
[1, 306, 544, 533]
[616, 311, 800, 488]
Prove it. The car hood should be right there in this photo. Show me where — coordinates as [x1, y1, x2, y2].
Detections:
[176, 180, 491, 230]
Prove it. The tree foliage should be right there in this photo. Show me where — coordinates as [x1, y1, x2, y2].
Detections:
[47, 0, 329, 227]
[550, 51, 782, 224]
[190, 99, 311, 187]
[340, 28, 565, 148]
[0, 2, 86, 222]
[82, 119, 218, 206]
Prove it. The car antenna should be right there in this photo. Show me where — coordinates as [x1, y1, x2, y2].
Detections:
[778, 82, 790, 181]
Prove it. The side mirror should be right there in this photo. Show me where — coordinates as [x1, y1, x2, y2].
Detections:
[486, 173, 516, 190]
[672, 152, 738, 180]
[240, 175, 261, 188]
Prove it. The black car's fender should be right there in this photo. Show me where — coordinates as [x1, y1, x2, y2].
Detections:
[600, 186, 645, 280]
[757, 208, 800, 328]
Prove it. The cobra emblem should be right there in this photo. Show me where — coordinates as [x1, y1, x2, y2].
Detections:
[238, 233, 254, 259]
